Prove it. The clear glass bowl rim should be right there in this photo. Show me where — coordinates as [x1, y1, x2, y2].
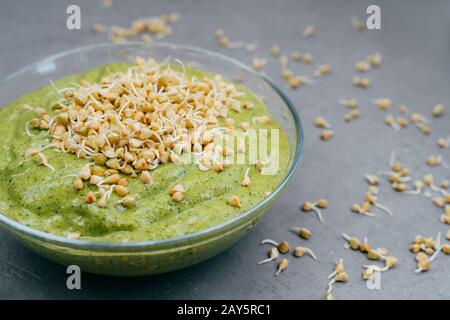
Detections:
[0, 42, 304, 251]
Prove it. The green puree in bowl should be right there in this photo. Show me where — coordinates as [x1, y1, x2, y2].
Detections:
[0, 64, 289, 242]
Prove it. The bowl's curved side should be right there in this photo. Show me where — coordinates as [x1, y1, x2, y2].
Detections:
[3, 197, 279, 276]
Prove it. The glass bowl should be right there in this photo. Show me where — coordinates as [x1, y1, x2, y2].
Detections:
[0, 43, 303, 276]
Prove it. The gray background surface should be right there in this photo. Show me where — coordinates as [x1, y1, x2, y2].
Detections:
[0, 0, 450, 299]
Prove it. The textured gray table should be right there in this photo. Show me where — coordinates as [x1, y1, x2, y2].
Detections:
[1, 0, 449, 299]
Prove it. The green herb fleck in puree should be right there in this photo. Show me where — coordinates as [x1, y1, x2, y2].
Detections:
[0, 64, 289, 242]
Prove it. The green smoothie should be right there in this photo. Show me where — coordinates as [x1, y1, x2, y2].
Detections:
[0, 63, 289, 242]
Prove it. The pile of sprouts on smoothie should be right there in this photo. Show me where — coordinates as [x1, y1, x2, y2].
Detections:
[24, 57, 264, 210]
